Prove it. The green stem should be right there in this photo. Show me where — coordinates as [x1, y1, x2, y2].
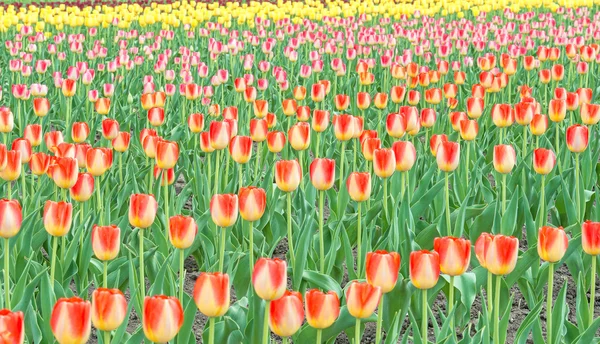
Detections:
[3, 238, 9, 308]
[547, 263, 554, 344]
[164, 180, 169, 231]
[104, 331, 110, 344]
[214, 150, 221, 195]
[357, 203, 362, 277]
[316, 132, 321, 159]
[96, 177, 103, 225]
[590, 256, 597, 325]
[249, 221, 254, 272]
[494, 275, 501, 344]
[319, 190, 325, 274]
[383, 178, 388, 221]
[103, 260, 108, 288]
[375, 296, 384, 344]
[139, 229, 145, 302]
[465, 141, 470, 186]
[20, 169, 26, 202]
[287, 193, 295, 267]
[7, 182, 11, 200]
[353, 138, 357, 173]
[179, 249, 185, 302]
[522, 126, 527, 189]
[50, 235, 58, 288]
[540, 175, 546, 227]
[401, 171, 406, 200]
[218, 227, 226, 273]
[445, 172, 451, 236]
[238, 164, 243, 190]
[502, 174, 507, 215]
[555, 123, 562, 174]
[487, 271, 493, 323]
[262, 301, 270, 344]
[119, 153, 123, 184]
[449, 276, 455, 336]
[339, 141, 346, 192]
[255, 142, 261, 179]
[282, 337, 288, 344]
[208, 317, 215, 344]
[316, 329, 322, 344]
[355, 318, 361, 344]
[422, 289, 428, 344]
[576, 153, 581, 223]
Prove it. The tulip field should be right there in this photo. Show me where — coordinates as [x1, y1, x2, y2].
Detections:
[4, 0, 600, 343]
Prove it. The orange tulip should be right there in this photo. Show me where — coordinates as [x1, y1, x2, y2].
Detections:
[566, 124, 589, 153]
[56, 143, 75, 159]
[0, 199, 22, 239]
[365, 250, 401, 293]
[361, 138, 380, 162]
[485, 235, 519, 275]
[429, 134, 448, 156]
[101, 119, 119, 140]
[581, 103, 600, 125]
[142, 295, 184, 343]
[309, 158, 335, 191]
[91, 225, 120, 261]
[147, 107, 165, 127]
[312, 110, 330, 132]
[409, 250, 440, 289]
[420, 108, 436, 128]
[333, 114, 356, 141]
[373, 148, 395, 178]
[275, 160, 302, 192]
[346, 281, 382, 318]
[33, 98, 50, 117]
[266, 131, 286, 153]
[253, 100, 269, 118]
[374, 93, 388, 109]
[475, 232, 494, 269]
[61, 79, 77, 97]
[0, 109, 14, 133]
[43, 201, 73, 237]
[188, 113, 205, 133]
[252, 258, 287, 301]
[193, 272, 230, 317]
[582, 221, 600, 255]
[533, 148, 556, 175]
[491, 104, 514, 128]
[128, 194, 158, 229]
[24, 124, 42, 147]
[210, 194, 238, 227]
[346, 172, 371, 202]
[433, 237, 471, 276]
[91, 288, 127, 331]
[95, 98, 111, 115]
[288, 122, 310, 151]
[112, 132, 131, 153]
[391, 141, 416, 172]
[269, 291, 304, 337]
[210, 122, 233, 150]
[169, 215, 197, 250]
[0, 151, 21, 182]
[436, 141, 460, 172]
[30, 152, 50, 175]
[70, 122, 89, 143]
[386, 113, 406, 139]
[238, 187, 267, 222]
[530, 114, 549, 136]
[548, 99, 566, 122]
[0, 310, 24, 344]
[11, 139, 31, 164]
[86, 148, 111, 177]
[515, 101, 535, 125]
[493, 145, 516, 174]
[70, 173, 94, 202]
[538, 226, 568, 263]
[459, 119, 479, 141]
[282, 99, 298, 116]
[229, 136, 253, 164]
[334, 94, 350, 111]
[250, 118, 268, 142]
[50, 297, 91, 344]
[153, 166, 175, 186]
[305, 289, 340, 329]
[155, 140, 179, 169]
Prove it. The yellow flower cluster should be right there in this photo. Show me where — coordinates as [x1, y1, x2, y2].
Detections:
[0, 0, 597, 33]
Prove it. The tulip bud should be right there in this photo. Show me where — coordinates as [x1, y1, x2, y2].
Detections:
[485, 235, 519, 275]
[433, 237, 471, 276]
[252, 258, 287, 301]
[193, 272, 230, 317]
[210, 194, 238, 227]
[51, 297, 91, 344]
[142, 295, 184, 343]
[566, 124, 589, 153]
[346, 172, 371, 202]
[288, 122, 310, 151]
[91, 288, 127, 331]
[582, 221, 600, 256]
[409, 250, 440, 289]
[169, 215, 197, 250]
[530, 114, 548, 136]
[112, 132, 131, 153]
[373, 148, 395, 178]
[0, 151, 21, 182]
[436, 141, 460, 172]
[238, 187, 267, 222]
[267, 131, 286, 153]
[537, 226, 568, 263]
[493, 145, 516, 174]
[43, 201, 73, 237]
[275, 160, 302, 192]
[391, 141, 416, 172]
[346, 281, 381, 318]
[0, 310, 24, 344]
[70, 173, 94, 202]
[0, 199, 22, 239]
[269, 291, 304, 338]
[533, 148, 556, 175]
[128, 194, 158, 229]
[365, 250, 401, 293]
[156, 140, 179, 169]
[305, 289, 340, 329]
[309, 158, 335, 191]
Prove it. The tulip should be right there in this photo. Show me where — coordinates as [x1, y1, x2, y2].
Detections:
[193, 272, 230, 325]
[565, 124, 589, 221]
[252, 257, 287, 344]
[582, 220, 600, 322]
[0, 310, 24, 344]
[70, 172, 94, 203]
[386, 113, 406, 139]
[0, 151, 21, 186]
[142, 295, 184, 344]
[91, 288, 127, 344]
[0, 198, 21, 307]
[305, 289, 340, 338]
[156, 140, 179, 170]
[538, 226, 568, 263]
[266, 131, 286, 153]
[168, 215, 197, 251]
[229, 135, 252, 166]
[23, 124, 42, 147]
[275, 160, 302, 193]
[129, 193, 158, 298]
[210, 193, 238, 271]
[269, 291, 304, 338]
[101, 119, 119, 141]
[238, 186, 266, 270]
[50, 297, 91, 344]
[466, 97, 484, 119]
[33, 98, 50, 117]
[346, 281, 381, 343]
[581, 103, 600, 125]
[410, 249, 440, 344]
[533, 148, 556, 175]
